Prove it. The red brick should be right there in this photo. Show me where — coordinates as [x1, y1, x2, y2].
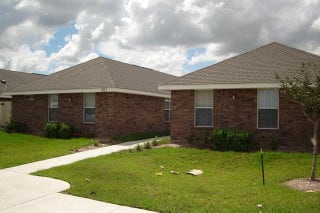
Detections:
[171, 89, 317, 150]
[12, 92, 169, 137]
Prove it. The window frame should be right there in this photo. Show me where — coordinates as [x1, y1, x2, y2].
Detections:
[48, 94, 58, 122]
[83, 93, 96, 124]
[164, 98, 171, 122]
[257, 89, 279, 129]
[194, 90, 213, 127]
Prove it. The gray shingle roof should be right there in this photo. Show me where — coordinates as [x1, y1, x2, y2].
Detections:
[9, 57, 176, 96]
[0, 69, 44, 95]
[161, 42, 320, 89]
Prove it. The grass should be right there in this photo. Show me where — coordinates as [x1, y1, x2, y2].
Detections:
[35, 147, 320, 212]
[0, 131, 95, 169]
[112, 131, 170, 142]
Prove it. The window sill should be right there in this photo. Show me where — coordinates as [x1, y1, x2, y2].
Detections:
[194, 126, 213, 128]
[257, 127, 279, 130]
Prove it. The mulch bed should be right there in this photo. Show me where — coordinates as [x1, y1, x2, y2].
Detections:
[285, 178, 320, 192]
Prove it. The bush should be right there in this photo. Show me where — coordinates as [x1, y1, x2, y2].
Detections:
[44, 122, 74, 139]
[144, 142, 152, 149]
[5, 120, 26, 133]
[44, 122, 60, 138]
[58, 122, 74, 139]
[208, 128, 253, 152]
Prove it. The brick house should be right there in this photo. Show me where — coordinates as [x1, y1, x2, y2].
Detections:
[159, 42, 320, 150]
[6, 57, 175, 137]
[0, 69, 44, 127]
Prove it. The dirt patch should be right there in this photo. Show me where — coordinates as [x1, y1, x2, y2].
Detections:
[285, 178, 320, 192]
[156, 143, 181, 148]
[72, 143, 109, 152]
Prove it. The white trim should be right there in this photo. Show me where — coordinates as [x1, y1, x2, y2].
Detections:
[256, 89, 279, 130]
[194, 90, 213, 128]
[159, 83, 280, 90]
[164, 98, 171, 122]
[48, 94, 59, 122]
[5, 89, 102, 95]
[0, 95, 11, 98]
[106, 88, 170, 98]
[83, 93, 96, 124]
[5, 87, 170, 98]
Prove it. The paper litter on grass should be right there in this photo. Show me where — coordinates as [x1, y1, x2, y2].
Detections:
[187, 169, 203, 176]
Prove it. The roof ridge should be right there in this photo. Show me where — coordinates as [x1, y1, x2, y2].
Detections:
[100, 58, 117, 88]
[49, 57, 102, 76]
[98, 56, 176, 77]
[160, 42, 303, 86]
[0, 68, 46, 76]
[273, 42, 320, 59]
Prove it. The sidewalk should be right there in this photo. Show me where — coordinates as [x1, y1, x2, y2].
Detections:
[0, 139, 157, 213]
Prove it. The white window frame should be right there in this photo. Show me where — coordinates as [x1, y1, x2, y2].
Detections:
[83, 93, 96, 123]
[164, 98, 171, 122]
[48, 94, 58, 122]
[24, 95, 34, 101]
[257, 89, 279, 129]
[194, 90, 213, 127]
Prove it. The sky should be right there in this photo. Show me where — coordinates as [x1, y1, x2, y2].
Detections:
[0, 0, 320, 76]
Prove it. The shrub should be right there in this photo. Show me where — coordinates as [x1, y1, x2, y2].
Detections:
[5, 120, 26, 133]
[44, 122, 75, 139]
[58, 122, 74, 139]
[136, 144, 143, 151]
[44, 122, 60, 138]
[208, 128, 253, 152]
[144, 142, 152, 149]
[152, 136, 158, 146]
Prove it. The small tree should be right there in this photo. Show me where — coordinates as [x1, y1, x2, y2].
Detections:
[277, 62, 320, 180]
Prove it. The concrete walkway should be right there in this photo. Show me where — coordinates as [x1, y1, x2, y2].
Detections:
[0, 139, 157, 213]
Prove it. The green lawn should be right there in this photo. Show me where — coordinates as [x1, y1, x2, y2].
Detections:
[35, 147, 320, 212]
[0, 131, 94, 169]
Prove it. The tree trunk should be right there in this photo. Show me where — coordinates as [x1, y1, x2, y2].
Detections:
[310, 121, 318, 180]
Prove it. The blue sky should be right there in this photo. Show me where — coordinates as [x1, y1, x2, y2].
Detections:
[42, 21, 78, 57]
[0, 0, 319, 76]
[41, 21, 215, 74]
[184, 48, 215, 72]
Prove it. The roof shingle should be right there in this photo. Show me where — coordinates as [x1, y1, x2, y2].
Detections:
[9, 57, 176, 96]
[0, 69, 44, 95]
[160, 42, 320, 89]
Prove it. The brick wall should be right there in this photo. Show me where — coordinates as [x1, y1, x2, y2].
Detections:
[12, 92, 169, 137]
[12, 95, 48, 135]
[171, 89, 316, 150]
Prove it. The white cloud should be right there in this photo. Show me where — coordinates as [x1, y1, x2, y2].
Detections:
[15, 0, 40, 10]
[0, 61, 5, 69]
[99, 39, 186, 76]
[1, 45, 50, 73]
[0, 0, 319, 76]
[186, 43, 235, 69]
[311, 17, 320, 32]
[52, 34, 81, 60]
[90, 22, 105, 40]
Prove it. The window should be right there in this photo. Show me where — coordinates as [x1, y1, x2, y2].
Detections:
[48, 94, 58, 122]
[257, 89, 279, 129]
[195, 90, 213, 127]
[164, 98, 171, 122]
[24, 95, 34, 101]
[84, 93, 95, 123]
